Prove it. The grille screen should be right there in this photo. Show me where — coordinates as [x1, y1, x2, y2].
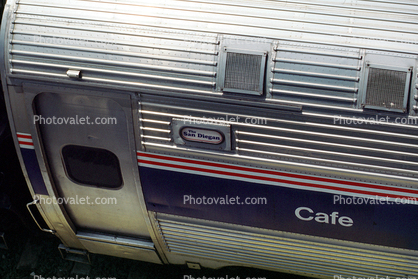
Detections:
[365, 67, 408, 111]
[224, 52, 263, 92]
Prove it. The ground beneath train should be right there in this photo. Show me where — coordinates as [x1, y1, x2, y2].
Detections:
[0, 223, 312, 279]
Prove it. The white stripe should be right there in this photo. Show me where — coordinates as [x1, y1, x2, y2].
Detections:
[138, 162, 418, 204]
[19, 144, 35, 149]
[138, 154, 418, 198]
[18, 138, 33, 143]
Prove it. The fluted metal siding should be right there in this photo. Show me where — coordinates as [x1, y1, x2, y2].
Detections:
[5, 0, 418, 99]
[9, 0, 221, 95]
[270, 44, 362, 108]
[155, 213, 418, 278]
[11, 0, 418, 50]
[139, 94, 418, 184]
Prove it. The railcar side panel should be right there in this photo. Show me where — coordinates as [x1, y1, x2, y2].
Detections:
[2, 0, 418, 278]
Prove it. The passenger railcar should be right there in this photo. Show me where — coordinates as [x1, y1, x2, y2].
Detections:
[1, 0, 418, 278]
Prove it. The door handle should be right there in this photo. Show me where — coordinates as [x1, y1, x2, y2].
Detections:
[26, 199, 56, 234]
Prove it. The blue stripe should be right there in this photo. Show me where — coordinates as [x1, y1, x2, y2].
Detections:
[21, 148, 48, 195]
[140, 166, 418, 250]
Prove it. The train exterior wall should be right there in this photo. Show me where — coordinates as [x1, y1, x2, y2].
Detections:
[1, 0, 418, 278]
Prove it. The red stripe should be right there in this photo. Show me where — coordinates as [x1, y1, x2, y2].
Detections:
[140, 159, 412, 200]
[137, 152, 418, 195]
[17, 134, 32, 139]
[19, 141, 34, 146]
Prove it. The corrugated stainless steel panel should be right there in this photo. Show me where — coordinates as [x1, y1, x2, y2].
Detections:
[138, 94, 418, 183]
[270, 43, 362, 108]
[6, 1, 418, 58]
[8, 1, 220, 95]
[155, 213, 418, 278]
[5, 0, 418, 101]
[16, 0, 418, 44]
[270, 89, 357, 103]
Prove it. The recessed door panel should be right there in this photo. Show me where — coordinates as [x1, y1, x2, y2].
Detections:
[35, 92, 148, 238]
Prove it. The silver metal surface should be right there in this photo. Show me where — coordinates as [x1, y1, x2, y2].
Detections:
[274, 47, 363, 59]
[66, 69, 81, 79]
[34, 92, 150, 238]
[4, 0, 417, 101]
[139, 94, 418, 183]
[273, 58, 362, 70]
[1, 0, 418, 276]
[12, 59, 215, 86]
[271, 68, 360, 82]
[10, 50, 217, 76]
[155, 212, 418, 278]
[270, 79, 358, 93]
[269, 89, 357, 103]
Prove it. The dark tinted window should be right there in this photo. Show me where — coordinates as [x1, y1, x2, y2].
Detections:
[62, 145, 123, 188]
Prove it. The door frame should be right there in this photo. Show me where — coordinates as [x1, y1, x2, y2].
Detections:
[21, 82, 165, 261]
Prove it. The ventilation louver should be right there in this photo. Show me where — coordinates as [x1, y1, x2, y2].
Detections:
[363, 66, 411, 112]
[222, 50, 267, 95]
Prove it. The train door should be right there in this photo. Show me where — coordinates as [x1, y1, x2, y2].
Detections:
[33, 91, 150, 239]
